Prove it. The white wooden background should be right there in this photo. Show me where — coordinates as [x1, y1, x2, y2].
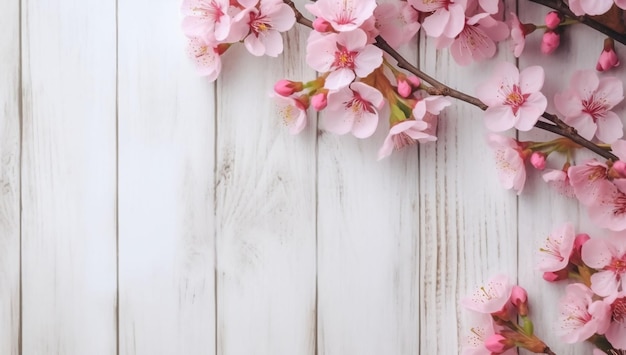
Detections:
[1, 0, 624, 354]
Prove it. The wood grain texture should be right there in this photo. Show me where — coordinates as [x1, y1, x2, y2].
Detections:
[0, 0, 21, 353]
[117, 0, 216, 354]
[517, 2, 626, 353]
[20, 0, 117, 353]
[315, 33, 421, 354]
[214, 3, 317, 353]
[418, 2, 519, 352]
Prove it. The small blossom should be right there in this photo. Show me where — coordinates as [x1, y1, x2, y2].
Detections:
[487, 134, 527, 194]
[554, 69, 624, 143]
[461, 274, 513, 314]
[187, 37, 223, 81]
[409, 0, 467, 39]
[605, 294, 626, 349]
[582, 235, 626, 296]
[589, 182, 626, 231]
[558, 283, 611, 343]
[509, 13, 536, 58]
[323, 82, 384, 138]
[541, 31, 560, 54]
[476, 62, 548, 132]
[305, 0, 377, 32]
[530, 151, 546, 170]
[597, 38, 620, 72]
[237, 0, 296, 57]
[272, 93, 308, 134]
[537, 222, 576, 272]
[542, 168, 575, 197]
[374, 2, 421, 48]
[377, 120, 435, 160]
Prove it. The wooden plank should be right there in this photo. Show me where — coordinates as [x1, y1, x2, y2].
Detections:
[316, 40, 420, 355]
[517, 1, 626, 353]
[117, 0, 216, 354]
[0, 0, 21, 353]
[418, 2, 519, 353]
[214, 4, 316, 354]
[20, 0, 117, 353]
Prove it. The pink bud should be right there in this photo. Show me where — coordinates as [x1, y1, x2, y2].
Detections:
[510, 285, 528, 306]
[544, 11, 561, 30]
[313, 17, 332, 32]
[569, 233, 590, 265]
[274, 79, 303, 97]
[613, 161, 626, 177]
[397, 80, 411, 98]
[543, 269, 568, 282]
[530, 152, 546, 170]
[407, 75, 421, 87]
[541, 31, 560, 55]
[485, 334, 513, 354]
[597, 38, 620, 72]
[311, 92, 328, 111]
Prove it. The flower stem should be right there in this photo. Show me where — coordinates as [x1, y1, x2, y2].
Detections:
[284, 0, 619, 161]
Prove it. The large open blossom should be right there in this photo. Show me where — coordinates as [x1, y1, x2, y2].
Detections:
[271, 93, 308, 134]
[487, 134, 527, 194]
[323, 82, 384, 138]
[461, 274, 513, 314]
[558, 283, 611, 343]
[182, 0, 233, 43]
[187, 37, 223, 81]
[305, 0, 377, 32]
[537, 222, 576, 272]
[582, 235, 626, 297]
[568, 160, 610, 205]
[441, 13, 509, 66]
[604, 293, 626, 349]
[377, 120, 435, 160]
[409, 0, 467, 39]
[235, 0, 296, 57]
[476, 62, 547, 132]
[554, 70, 624, 143]
[306, 29, 383, 90]
[374, 2, 421, 48]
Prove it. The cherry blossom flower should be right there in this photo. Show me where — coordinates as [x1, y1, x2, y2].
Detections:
[582, 235, 626, 297]
[323, 82, 384, 138]
[271, 93, 308, 134]
[568, 0, 613, 16]
[509, 13, 535, 58]
[235, 0, 296, 57]
[604, 293, 626, 349]
[305, 0, 377, 32]
[568, 160, 610, 205]
[597, 38, 620, 72]
[475, 62, 548, 132]
[377, 120, 435, 160]
[181, 0, 233, 43]
[374, 2, 421, 48]
[443, 14, 509, 66]
[558, 283, 611, 343]
[409, 0, 467, 39]
[554, 69, 624, 143]
[589, 182, 626, 231]
[487, 134, 527, 194]
[537, 222, 576, 273]
[461, 274, 513, 314]
[462, 313, 496, 355]
[187, 37, 223, 81]
[306, 29, 383, 90]
[542, 168, 575, 197]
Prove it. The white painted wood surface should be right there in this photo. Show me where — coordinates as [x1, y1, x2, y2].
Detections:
[0, 0, 620, 354]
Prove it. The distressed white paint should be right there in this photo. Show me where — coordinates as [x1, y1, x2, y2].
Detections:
[2, 0, 625, 354]
[0, 0, 20, 354]
[20, 0, 117, 353]
[117, 0, 216, 354]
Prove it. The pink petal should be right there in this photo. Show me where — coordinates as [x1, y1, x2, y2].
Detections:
[596, 77, 624, 109]
[571, 70, 600, 100]
[484, 105, 517, 132]
[244, 35, 265, 56]
[515, 93, 546, 131]
[339, 29, 368, 51]
[351, 110, 379, 138]
[352, 82, 384, 108]
[519, 66, 545, 94]
[595, 111, 624, 143]
[322, 113, 352, 135]
[479, 0, 499, 13]
[422, 8, 450, 38]
[554, 90, 584, 117]
[354, 45, 383, 77]
[267, 4, 296, 31]
[305, 33, 336, 72]
[582, 238, 612, 268]
[262, 31, 284, 57]
[565, 113, 596, 140]
[443, 4, 466, 38]
[590, 271, 620, 297]
[581, 0, 613, 15]
[377, 135, 396, 160]
[612, 140, 626, 161]
[605, 319, 626, 349]
[325, 69, 355, 90]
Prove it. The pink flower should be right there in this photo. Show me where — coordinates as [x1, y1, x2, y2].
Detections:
[568, 160, 609, 205]
[602, 293, 626, 349]
[487, 134, 527, 194]
[589, 182, 626, 231]
[306, 29, 383, 90]
[509, 13, 536, 58]
[274, 79, 303, 96]
[271, 93, 308, 134]
[377, 120, 435, 160]
[597, 38, 620, 72]
[462, 313, 498, 355]
[541, 31, 560, 54]
[235, 0, 296, 57]
[569, 0, 613, 15]
[554, 70, 624, 143]
[542, 168, 575, 197]
[461, 274, 513, 314]
[544, 11, 561, 30]
[181, 0, 233, 43]
[445, 14, 509, 66]
[537, 222, 576, 272]
[412, 95, 452, 121]
[582, 236, 626, 296]
[558, 283, 611, 343]
[485, 334, 514, 353]
[311, 92, 328, 111]
[409, 0, 467, 39]
[187, 37, 223, 81]
[323, 82, 384, 138]
[530, 151, 546, 170]
[374, 2, 421, 48]
[476, 62, 547, 132]
[305, 0, 377, 32]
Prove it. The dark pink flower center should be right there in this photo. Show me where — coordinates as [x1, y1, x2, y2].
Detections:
[607, 255, 626, 273]
[195, 1, 225, 22]
[611, 189, 626, 216]
[344, 91, 375, 116]
[334, 10, 357, 26]
[392, 132, 417, 150]
[612, 297, 626, 323]
[582, 95, 608, 122]
[503, 84, 529, 115]
[333, 44, 357, 70]
[249, 11, 271, 36]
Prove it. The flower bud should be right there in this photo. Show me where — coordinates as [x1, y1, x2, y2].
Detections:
[530, 152, 546, 170]
[569, 233, 590, 265]
[510, 285, 529, 316]
[612, 160, 626, 178]
[397, 79, 412, 98]
[541, 31, 560, 55]
[311, 92, 328, 111]
[485, 334, 514, 353]
[274, 79, 303, 97]
[313, 17, 332, 32]
[545, 11, 562, 30]
[407, 75, 421, 88]
[597, 38, 620, 72]
[543, 269, 568, 282]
